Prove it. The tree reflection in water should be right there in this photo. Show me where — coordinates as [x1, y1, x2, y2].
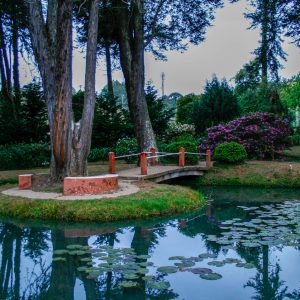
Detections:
[0, 190, 300, 300]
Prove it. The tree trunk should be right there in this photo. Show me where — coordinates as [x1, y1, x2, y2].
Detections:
[27, 0, 73, 182]
[12, 16, 21, 107]
[71, 0, 99, 176]
[116, 0, 156, 152]
[261, 0, 269, 83]
[105, 40, 114, 98]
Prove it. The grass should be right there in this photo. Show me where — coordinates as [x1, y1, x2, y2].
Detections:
[0, 184, 204, 222]
[199, 160, 300, 188]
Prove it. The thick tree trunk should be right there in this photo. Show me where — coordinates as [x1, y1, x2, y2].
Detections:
[116, 0, 156, 152]
[261, 0, 269, 83]
[27, 0, 73, 182]
[105, 40, 114, 98]
[71, 0, 99, 176]
[12, 17, 21, 107]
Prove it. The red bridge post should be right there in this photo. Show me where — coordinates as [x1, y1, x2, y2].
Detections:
[179, 147, 185, 167]
[140, 152, 148, 175]
[150, 148, 157, 166]
[109, 152, 116, 174]
[206, 149, 212, 168]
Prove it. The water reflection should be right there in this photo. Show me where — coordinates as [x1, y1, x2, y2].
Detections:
[0, 187, 299, 300]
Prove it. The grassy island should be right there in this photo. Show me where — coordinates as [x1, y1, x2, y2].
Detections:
[0, 184, 204, 222]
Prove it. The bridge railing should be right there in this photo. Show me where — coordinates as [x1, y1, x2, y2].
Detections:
[108, 148, 212, 175]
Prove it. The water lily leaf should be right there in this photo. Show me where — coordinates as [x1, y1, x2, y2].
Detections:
[139, 262, 154, 267]
[124, 273, 139, 280]
[186, 268, 213, 275]
[200, 272, 222, 280]
[136, 268, 149, 274]
[169, 256, 186, 261]
[119, 281, 138, 288]
[199, 253, 217, 259]
[53, 250, 69, 255]
[68, 250, 87, 256]
[66, 244, 83, 250]
[53, 257, 66, 262]
[142, 275, 156, 282]
[157, 266, 178, 273]
[208, 261, 225, 267]
[175, 261, 195, 268]
[136, 255, 151, 260]
[147, 281, 170, 290]
[81, 258, 92, 262]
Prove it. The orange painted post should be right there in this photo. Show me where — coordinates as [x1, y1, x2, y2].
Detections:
[179, 147, 185, 167]
[206, 149, 212, 168]
[109, 152, 116, 174]
[140, 152, 148, 175]
[150, 147, 157, 166]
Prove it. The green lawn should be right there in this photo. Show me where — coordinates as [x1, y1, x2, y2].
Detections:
[199, 160, 300, 188]
[0, 184, 204, 222]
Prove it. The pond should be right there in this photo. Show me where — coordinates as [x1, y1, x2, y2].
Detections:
[0, 186, 300, 300]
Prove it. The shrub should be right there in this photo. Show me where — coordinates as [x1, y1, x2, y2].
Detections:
[199, 112, 291, 159]
[213, 142, 247, 164]
[0, 143, 50, 170]
[166, 137, 199, 165]
[290, 134, 300, 146]
[116, 137, 139, 162]
[88, 147, 112, 162]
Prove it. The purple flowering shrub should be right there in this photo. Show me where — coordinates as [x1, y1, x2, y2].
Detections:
[199, 112, 291, 158]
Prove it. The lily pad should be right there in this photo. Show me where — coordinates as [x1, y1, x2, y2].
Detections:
[200, 272, 222, 280]
[124, 273, 139, 280]
[119, 281, 138, 288]
[186, 268, 213, 275]
[66, 244, 83, 250]
[157, 266, 178, 274]
[53, 257, 66, 262]
[53, 250, 69, 255]
[208, 261, 225, 267]
[147, 281, 170, 290]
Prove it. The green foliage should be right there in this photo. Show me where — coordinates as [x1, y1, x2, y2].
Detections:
[72, 89, 84, 122]
[162, 122, 195, 142]
[0, 143, 50, 170]
[236, 82, 287, 116]
[145, 83, 175, 136]
[191, 76, 239, 133]
[116, 137, 138, 162]
[290, 135, 300, 146]
[92, 93, 133, 148]
[166, 137, 199, 165]
[88, 148, 112, 162]
[176, 94, 200, 124]
[281, 75, 300, 110]
[0, 82, 48, 145]
[213, 142, 247, 164]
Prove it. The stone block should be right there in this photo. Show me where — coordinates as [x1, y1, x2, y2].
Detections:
[63, 174, 118, 196]
[18, 174, 33, 190]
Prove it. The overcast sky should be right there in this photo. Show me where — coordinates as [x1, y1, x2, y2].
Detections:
[20, 0, 300, 97]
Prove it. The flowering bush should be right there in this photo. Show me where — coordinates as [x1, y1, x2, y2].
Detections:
[199, 112, 291, 159]
[162, 122, 195, 142]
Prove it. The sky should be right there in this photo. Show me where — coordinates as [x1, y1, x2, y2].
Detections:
[20, 0, 300, 97]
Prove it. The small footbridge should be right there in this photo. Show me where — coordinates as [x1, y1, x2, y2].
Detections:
[108, 148, 213, 183]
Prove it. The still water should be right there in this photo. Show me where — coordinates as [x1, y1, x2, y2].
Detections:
[0, 186, 299, 300]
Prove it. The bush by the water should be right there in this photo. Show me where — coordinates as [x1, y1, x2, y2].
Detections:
[213, 142, 247, 163]
[199, 112, 291, 159]
[88, 147, 112, 162]
[166, 136, 199, 164]
[0, 143, 50, 170]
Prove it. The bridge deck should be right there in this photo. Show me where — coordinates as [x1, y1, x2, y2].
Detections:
[118, 162, 210, 182]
